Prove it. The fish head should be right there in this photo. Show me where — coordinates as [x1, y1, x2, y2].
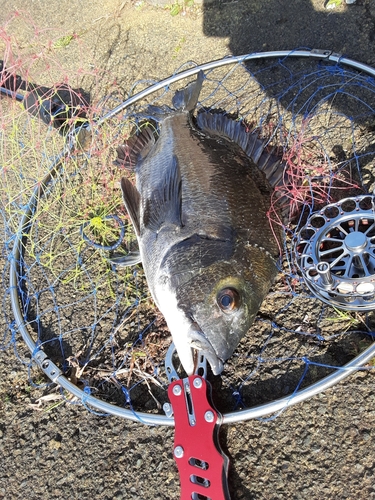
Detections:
[180, 266, 263, 375]
[159, 253, 276, 376]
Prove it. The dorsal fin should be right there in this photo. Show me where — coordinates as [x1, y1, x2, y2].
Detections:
[115, 126, 155, 169]
[196, 111, 286, 189]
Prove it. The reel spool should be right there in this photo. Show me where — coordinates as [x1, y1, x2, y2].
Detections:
[294, 195, 375, 311]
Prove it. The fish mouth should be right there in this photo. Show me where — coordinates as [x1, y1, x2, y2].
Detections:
[188, 329, 224, 376]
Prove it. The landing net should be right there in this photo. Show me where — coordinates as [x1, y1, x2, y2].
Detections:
[1, 15, 375, 425]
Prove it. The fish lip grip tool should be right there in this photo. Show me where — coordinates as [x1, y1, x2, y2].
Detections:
[165, 344, 231, 500]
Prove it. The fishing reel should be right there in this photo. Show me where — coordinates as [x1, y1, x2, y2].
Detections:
[294, 195, 375, 311]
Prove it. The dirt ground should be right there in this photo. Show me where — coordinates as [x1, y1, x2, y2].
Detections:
[1, 1, 375, 499]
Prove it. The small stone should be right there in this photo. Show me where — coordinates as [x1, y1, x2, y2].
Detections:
[48, 439, 61, 450]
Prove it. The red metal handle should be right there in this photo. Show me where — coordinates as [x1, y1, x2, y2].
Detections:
[168, 375, 231, 500]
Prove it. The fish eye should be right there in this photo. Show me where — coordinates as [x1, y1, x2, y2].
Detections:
[217, 288, 240, 313]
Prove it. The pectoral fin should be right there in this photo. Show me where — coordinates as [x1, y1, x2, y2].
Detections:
[143, 155, 182, 233]
[120, 177, 141, 236]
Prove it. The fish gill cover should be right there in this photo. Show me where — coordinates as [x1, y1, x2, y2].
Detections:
[1, 11, 375, 419]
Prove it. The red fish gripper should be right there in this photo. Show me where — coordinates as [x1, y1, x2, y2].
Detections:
[168, 375, 231, 500]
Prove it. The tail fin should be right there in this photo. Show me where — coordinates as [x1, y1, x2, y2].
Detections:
[172, 70, 204, 112]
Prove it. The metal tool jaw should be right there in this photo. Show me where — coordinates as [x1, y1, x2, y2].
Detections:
[165, 344, 231, 500]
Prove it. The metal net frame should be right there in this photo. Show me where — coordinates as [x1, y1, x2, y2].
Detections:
[2, 49, 375, 426]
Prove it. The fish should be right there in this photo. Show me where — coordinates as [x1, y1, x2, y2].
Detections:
[115, 70, 285, 375]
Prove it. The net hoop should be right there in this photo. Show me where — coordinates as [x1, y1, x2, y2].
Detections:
[9, 49, 375, 426]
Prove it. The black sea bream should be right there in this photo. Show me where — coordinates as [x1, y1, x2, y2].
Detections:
[116, 71, 284, 375]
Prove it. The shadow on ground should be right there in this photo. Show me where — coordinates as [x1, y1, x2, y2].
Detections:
[203, 0, 375, 64]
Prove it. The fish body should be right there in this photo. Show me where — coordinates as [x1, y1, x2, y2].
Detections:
[117, 71, 283, 375]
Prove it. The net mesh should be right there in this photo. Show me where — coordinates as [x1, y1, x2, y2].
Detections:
[2, 13, 375, 419]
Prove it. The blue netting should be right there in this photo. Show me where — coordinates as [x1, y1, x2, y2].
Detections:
[2, 41, 375, 419]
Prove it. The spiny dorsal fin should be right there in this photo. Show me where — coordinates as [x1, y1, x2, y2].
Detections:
[120, 177, 141, 236]
[196, 111, 286, 190]
[143, 155, 182, 233]
[115, 126, 155, 169]
[172, 70, 204, 112]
